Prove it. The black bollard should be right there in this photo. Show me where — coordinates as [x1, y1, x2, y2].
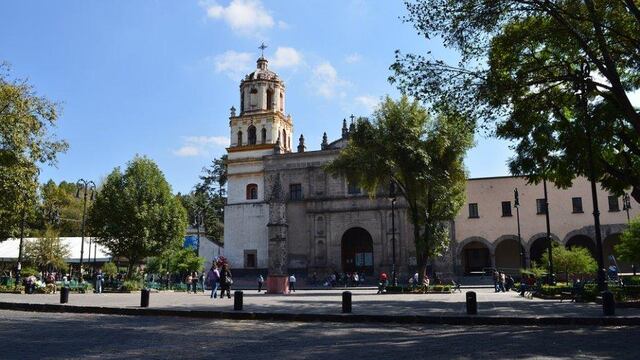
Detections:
[60, 287, 69, 304]
[602, 290, 615, 316]
[140, 289, 150, 308]
[342, 291, 352, 313]
[466, 291, 477, 315]
[633, 264, 637, 276]
[234, 290, 243, 311]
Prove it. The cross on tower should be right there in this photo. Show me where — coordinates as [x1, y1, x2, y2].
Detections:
[259, 42, 268, 58]
[350, 114, 355, 124]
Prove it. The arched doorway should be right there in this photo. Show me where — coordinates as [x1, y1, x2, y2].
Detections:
[341, 227, 374, 275]
[461, 241, 491, 275]
[565, 235, 596, 258]
[495, 238, 524, 272]
[604, 233, 633, 273]
[529, 237, 554, 267]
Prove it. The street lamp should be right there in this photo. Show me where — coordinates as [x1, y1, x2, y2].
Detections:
[193, 211, 204, 256]
[389, 181, 398, 286]
[514, 188, 524, 268]
[76, 179, 96, 282]
[623, 193, 632, 224]
[575, 61, 606, 292]
[543, 178, 555, 285]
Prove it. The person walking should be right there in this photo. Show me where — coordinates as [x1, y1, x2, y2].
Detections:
[207, 264, 220, 299]
[95, 270, 103, 294]
[219, 264, 232, 299]
[257, 274, 264, 292]
[192, 271, 199, 293]
[199, 272, 205, 293]
[377, 272, 388, 294]
[289, 274, 297, 293]
[186, 273, 193, 294]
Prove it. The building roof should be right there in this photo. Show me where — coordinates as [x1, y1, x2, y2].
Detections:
[0, 237, 112, 263]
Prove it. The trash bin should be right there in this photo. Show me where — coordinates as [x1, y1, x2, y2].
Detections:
[234, 291, 243, 311]
[342, 291, 352, 313]
[140, 289, 150, 308]
[466, 291, 477, 315]
[60, 287, 69, 304]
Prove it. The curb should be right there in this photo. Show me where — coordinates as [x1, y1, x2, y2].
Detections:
[0, 302, 639, 326]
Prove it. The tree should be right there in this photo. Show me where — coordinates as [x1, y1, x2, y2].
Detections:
[23, 227, 70, 273]
[35, 180, 83, 236]
[537, 244, 597, 280]
[101, 262, 118, 278]
[391, 0, 640, 201]
[0, 63, 68, 240]
[615, 218, 640, 265]
[87, 156, 188, 278]
[325, 96, 473, 280]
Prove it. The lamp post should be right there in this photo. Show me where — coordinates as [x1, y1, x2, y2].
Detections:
[76, 179, 96, 282]
[194, 211, 203, 256]
[575, 61, 606, 292]
[623, 193, 632, 224]
[543, 178, 555, 285]
[389, 181, 398, 286]
[514, 188, 524, 268]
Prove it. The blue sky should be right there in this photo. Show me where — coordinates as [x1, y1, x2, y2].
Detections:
[1, 0, 513, 194]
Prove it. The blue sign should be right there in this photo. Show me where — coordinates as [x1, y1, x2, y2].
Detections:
[183, 235, 199, 250]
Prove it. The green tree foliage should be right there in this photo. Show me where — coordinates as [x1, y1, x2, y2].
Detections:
[23, 227, 70, 272]
[101, 262, 118, 278]
[537, 244, 597, 279]
[391, 0, 640, 202]
[87, 156, 188, 277]
[34, 180, 83, 236]
[146, 248, 204, 277]
[0, 64, 68, 240]
[325, 96, 473, 279]
[179, 154, 228, 243]
[615, 218, 640, 264]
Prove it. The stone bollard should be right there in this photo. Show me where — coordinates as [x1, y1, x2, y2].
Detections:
[234, 290, 243, 311]
[602, 290, 615, 316]
[60, 287, 69, 304]
[140, 289, 150, 308]
[466, 291, 477, 315]
[342, 291, 352, 313]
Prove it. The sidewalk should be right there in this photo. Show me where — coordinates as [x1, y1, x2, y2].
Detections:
[0, 288, 638, 325]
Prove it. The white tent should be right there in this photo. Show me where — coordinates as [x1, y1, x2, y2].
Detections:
[0, 237, 112, 263]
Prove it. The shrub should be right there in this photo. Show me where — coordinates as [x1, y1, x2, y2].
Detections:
[385, 285, 404, 294]
[121, 280, 143, 292]
[433, 285, 444, 292]
[623, 276, 640, 286]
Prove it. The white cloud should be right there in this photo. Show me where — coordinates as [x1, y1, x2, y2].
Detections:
[203, 0, 275, 37]
[355, 95, 379, 113]
[212, 50, 253, 79]
[271, 47, 302, 69]
[184, 136, 230, 147]
[174, 146, 201, 157]
[311, 62, 350, 99]
[173, 136, 229, 157]
[277, 20, 290, 30]
[345, 53, 362, 64]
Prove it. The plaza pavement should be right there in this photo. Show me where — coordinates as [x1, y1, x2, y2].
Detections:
[0, 287, 638, 320]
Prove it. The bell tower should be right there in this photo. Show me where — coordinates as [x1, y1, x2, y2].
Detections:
[229, 47, 293, 153]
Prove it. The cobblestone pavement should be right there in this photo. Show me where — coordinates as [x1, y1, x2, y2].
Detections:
[1, 287, 638, 318]
[0, 310, 638, 360]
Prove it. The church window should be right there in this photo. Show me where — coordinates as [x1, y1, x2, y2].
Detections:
[246, 184, 258, 200]
[248, 125, 257, 145]
[347, 181, 361, 195]
[244, 250, 257, 268]
[266, 89, 274, 110]
[261, 128, 267, 144]
[237, 131, 243, 146]
[290, 183, 303, 201]
[250, 88, 258, 109]
[279, 92, 283, 111]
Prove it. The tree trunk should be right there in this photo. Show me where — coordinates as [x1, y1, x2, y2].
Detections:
[632, 186, 640, 205]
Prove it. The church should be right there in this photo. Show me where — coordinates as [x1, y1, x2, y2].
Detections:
[223, 54, 639, 280]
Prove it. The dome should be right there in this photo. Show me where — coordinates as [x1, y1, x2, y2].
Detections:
[244, 57, 280, 82]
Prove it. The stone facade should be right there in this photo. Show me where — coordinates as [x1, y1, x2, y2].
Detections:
[223, 55, 639, 278]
